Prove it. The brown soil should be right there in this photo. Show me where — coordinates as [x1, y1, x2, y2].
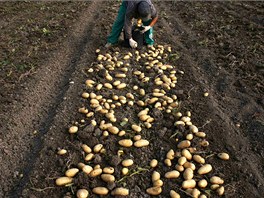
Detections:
[0, 1, 263, 198]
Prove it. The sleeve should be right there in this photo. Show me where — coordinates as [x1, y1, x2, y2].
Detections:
[124, 1, 135, 39]
[151, 4, 158, 18]
[124, 12, 133, 39]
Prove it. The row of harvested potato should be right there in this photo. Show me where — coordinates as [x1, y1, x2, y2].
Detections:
[56, 45, 230, 197]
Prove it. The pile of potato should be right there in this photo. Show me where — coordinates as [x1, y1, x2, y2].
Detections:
[55, 45, 229, 197]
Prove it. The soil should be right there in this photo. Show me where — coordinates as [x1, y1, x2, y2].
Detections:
[0, 1, 263, 198]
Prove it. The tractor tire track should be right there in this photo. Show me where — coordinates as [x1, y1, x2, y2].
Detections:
[157, 2, 264, 197]
[0, 2, 100, 197]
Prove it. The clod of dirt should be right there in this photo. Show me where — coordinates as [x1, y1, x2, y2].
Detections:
[83, 124, 95, 133]
[151, 108, 163, 119]
[158, 127, 167, 138]
[94, 128, 102, 137]
[76, 172, 91, 187]
[97, 69, 107, 78]
[109, 155, 122, 167]
[86, 136, 100, 147]
[94, 154, 102, 164]
[107, 182, 116, 190]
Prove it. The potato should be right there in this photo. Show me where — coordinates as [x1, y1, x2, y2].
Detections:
[93, 144, 103, 153]
[94, 164, 101, 169]
[69, 126, 78, 134]
[217, 152, 230, 160]
[117, 83, 126, 89]
[152, 171, 160, 182]
[79, 107, 88, 114]
[111, 187, 129, 196]
[139, 114, 150, 121]
[103, 131, 109, 137]
[189, 125, 198, 133]
[123, 55, 130, 60]
[148, 97, 159, 104]
[86, 112, 94, 117]
[195, 132, 206, 138]
[82, 92, 89, 99]
[133, 135, 142, 141]
[139, 89, 145, 96]
[119, 139, 133, 147]
[104, 83, 113, 89]
[175, 164, 184, 172]
[137, 100, 145, 106]
[89, 168, 102, 177]
[118, 130, 126, 137]
[164, 158, 172, 167]
[197, 164, 212, 175]
[178, 156, 187, 166]
[199, 195, 207, 198]
[65, 168, 79, 178]
[210, 176, 224, 184]
[216, 186, 225, 196]
[182, 179, 196, 189]
[186, 134, 193, 140]
[153, 179, 163, 187]
[146, 117, 154, 123]
[175, 112, 182, 117]
[183, 168, 193, 180]
[170, 190, 180, 198]
[211, 184, 220, 190]
[92, 187, 109, 195]
[85, 79, 95, 85]
[153, 92, 164, 97]
[55, 177, 73, 186]
[165, 170, 180, 179]
[200, 140, 209, 147]
[166, 149, 175, 160]
[198, 179, 208, 188]
[181, 116, 191, 122]
[144, 122, 152, 128]
[85, 153, 94, 161]
[103, 167, 114, 174]
[108, 126, 119, 134]
[57, 149, 67, 155]
[76, 189, 89, 198]
[122, 167, 129, 175]
[115, 73, 126, 78]
[174, 120, 185, 126]
[146, 187, 162, 195]
[134, 139, 149, 147]
[122, 159, 134, 167]
[177, 140, 191, 149]
[192, 188, 201, 198]
[91, 119, 97, 126]
[150, 159, 158, 168]
[154, 102, 162, 108]
[132, 124, 142, 132]
[182, 149, 192, 160]
[183, 162, 196, 170]
[204, 92, 209, 97]
[82, 165, 93, 174]
[193, 155, 205, 164]
[101, 174, 115, 183]
[81, 145, 92, 154]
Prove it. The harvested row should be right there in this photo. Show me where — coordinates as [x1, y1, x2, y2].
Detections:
[55, 45, 230, 197]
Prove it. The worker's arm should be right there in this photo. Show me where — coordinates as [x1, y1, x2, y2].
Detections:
[150, 16, 158, 27]
[141, 16, 158, 33]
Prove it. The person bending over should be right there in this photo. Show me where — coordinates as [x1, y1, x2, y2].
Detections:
[106, 0, 158, 48]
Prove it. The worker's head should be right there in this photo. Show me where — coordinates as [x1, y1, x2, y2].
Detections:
[138, 1, 151, 22]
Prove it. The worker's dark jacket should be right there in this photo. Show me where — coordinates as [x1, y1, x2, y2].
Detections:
[124, 0, 157, 39]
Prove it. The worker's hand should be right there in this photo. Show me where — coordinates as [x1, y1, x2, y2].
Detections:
[141, 25, 151, 33]
[129, 38, 138, 48]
